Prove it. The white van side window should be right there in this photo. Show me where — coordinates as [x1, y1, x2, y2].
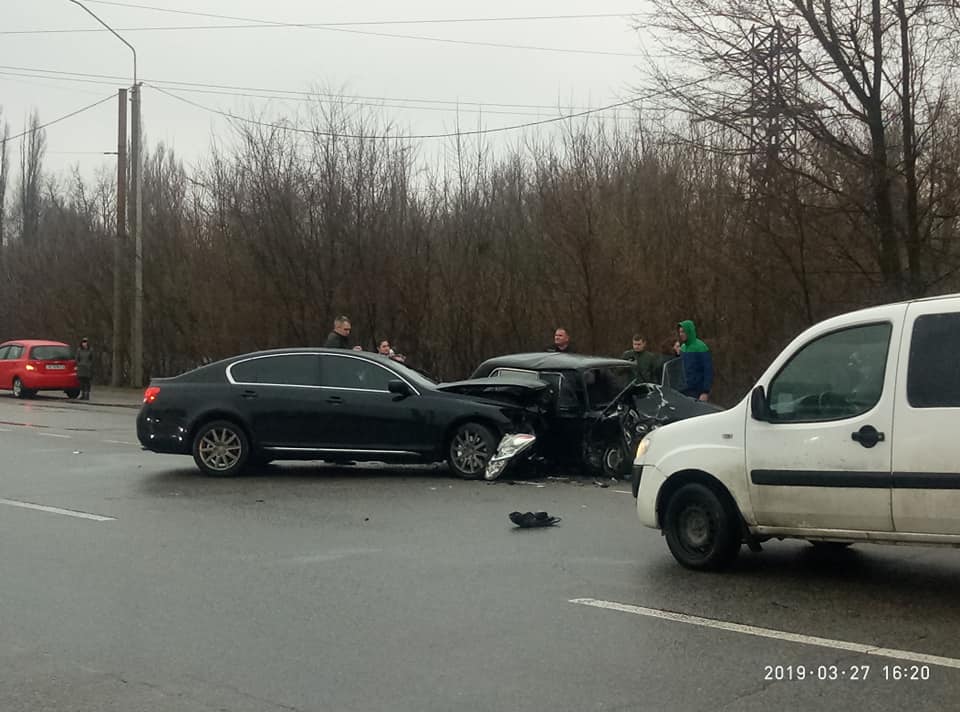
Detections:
[767, 323, 891, 422]
[907, 313, 960, 408]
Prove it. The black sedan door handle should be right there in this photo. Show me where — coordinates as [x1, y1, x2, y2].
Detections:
[326, 395, 344, 405]
[241, 389, 258, 399]
[851, 425, 884, 448]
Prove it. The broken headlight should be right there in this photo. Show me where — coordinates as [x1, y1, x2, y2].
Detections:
[485, 433, 537, 481]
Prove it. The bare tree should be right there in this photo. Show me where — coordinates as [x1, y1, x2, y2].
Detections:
[18, 110, 46, 244]
[0, 111, 9, 248]
[635, 0, 960, 300]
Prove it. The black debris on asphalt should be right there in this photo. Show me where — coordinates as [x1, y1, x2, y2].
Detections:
[509, 511, 561, 528]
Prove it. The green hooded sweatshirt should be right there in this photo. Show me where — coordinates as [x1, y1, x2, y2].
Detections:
[678, 319, 713, 396]
[678, 320, 709, 353]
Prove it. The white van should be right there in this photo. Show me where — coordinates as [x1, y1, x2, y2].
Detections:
[633, 293, 960, 570]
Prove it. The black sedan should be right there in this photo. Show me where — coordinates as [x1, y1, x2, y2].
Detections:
[137, 348, 535, 478]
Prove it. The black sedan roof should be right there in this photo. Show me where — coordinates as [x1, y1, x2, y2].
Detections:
[473, 352, 634, 373]
[165, 347, 431, 383]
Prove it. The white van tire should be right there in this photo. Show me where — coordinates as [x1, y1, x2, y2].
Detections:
[663, 482, 741, 571]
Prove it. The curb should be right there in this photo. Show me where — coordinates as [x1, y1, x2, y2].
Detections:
[84, 402, 141, 410]
[8, 398, 142, 410]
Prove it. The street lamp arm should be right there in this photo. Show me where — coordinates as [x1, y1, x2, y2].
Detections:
[67, 0, 137, 84]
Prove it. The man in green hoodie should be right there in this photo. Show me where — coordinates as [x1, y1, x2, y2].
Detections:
[621, 334, 659, 383]
[678, 320, 713, 401]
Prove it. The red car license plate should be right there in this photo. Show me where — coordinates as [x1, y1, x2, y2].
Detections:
[46, 364, 65, 370]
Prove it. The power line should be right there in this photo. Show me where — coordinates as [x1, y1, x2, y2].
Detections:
[147, 83, 641, 140]
[63, 2, 643, 57]
[82, 3, 631, 25]
[4, 94, 115, 142]
[0, 70, 626, 119]
[4, 13, 636, 35]
[0, 23, 645, 58]
[0, 71, 111, 98]
[0, 64, 632, 114]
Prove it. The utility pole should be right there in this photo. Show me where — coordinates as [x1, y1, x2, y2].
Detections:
[131, 83, 143, 387]
[66, 0, 141, 386]
[112, 87, 127, 387]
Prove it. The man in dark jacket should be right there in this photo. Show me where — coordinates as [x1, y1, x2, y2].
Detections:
[621, 334, 659, 383]
[324, 315, 361, 350]
[75, 337, 94, 400]
[546, 327, 575, 353]
[678, 320, 713, 401]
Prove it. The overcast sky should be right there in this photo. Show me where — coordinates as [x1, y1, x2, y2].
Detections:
[1, 1, 656, 180]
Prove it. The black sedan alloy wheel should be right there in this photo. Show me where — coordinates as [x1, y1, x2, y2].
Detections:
[192, 420, 250, 477]
[448, 422, 497, 479]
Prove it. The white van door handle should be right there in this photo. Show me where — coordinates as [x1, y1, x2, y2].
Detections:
[851, 425, 885, 448]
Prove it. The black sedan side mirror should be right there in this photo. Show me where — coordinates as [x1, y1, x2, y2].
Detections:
[388, 380, 412, 397]
[750, 385, 770, 421]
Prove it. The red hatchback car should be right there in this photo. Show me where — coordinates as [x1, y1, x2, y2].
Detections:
[0, 340, 81, 399]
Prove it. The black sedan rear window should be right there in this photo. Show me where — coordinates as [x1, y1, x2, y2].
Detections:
[30, 346, 73, 361]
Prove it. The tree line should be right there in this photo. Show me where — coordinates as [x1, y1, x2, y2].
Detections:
[2, 2, 958, 404]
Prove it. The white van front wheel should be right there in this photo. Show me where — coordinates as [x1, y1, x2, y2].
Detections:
[663, 482, 741, 571]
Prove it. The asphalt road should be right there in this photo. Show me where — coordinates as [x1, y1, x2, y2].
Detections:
[2, 392, 960, 712]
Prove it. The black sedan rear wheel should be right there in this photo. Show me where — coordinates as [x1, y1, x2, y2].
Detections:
[448, 422, 497, 479]
[192, 420, 249, 477]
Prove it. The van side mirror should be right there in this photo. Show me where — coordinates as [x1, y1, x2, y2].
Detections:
[750, 386, 770, 421]
[388, 379, 412, 397]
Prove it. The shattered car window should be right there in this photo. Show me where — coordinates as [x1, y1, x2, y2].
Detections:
[492, 368, 573, 410]
[584, 366, 635, 409]
[553, 373, 582, 410]
[491, 368, 542, 382]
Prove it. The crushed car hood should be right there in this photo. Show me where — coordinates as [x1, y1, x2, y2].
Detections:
[628, 383, 724, 423]
[436, 377, 548, 407]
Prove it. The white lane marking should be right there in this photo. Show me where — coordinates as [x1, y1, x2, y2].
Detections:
[613, 490, 632, 494]
[36, 432, 71, 439]
[103, 440, 135, 445]
[0, 498, 115, 522]
[570, 598, 960, 670]
[0, 428, 11, 432]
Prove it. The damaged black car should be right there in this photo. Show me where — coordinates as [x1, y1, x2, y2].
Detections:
[137, 348, 541, 479]
[462, 353, 722, 480]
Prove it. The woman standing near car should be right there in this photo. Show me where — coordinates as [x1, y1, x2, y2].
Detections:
[75, 337, 94, 400]
[659, 336, 684, 392]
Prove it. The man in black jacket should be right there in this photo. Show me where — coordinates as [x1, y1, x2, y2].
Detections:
[546, 327, 575, 353]
[324, 315, 361, 350]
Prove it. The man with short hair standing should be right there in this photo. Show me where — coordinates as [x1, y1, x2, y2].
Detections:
[324, 316, 362, 351]
[546, 327, 575, 353]
[621, 334, 659, 383]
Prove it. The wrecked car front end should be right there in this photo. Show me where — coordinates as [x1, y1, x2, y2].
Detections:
[434, 377, 549, 480]
[582, 382, 724, 477]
